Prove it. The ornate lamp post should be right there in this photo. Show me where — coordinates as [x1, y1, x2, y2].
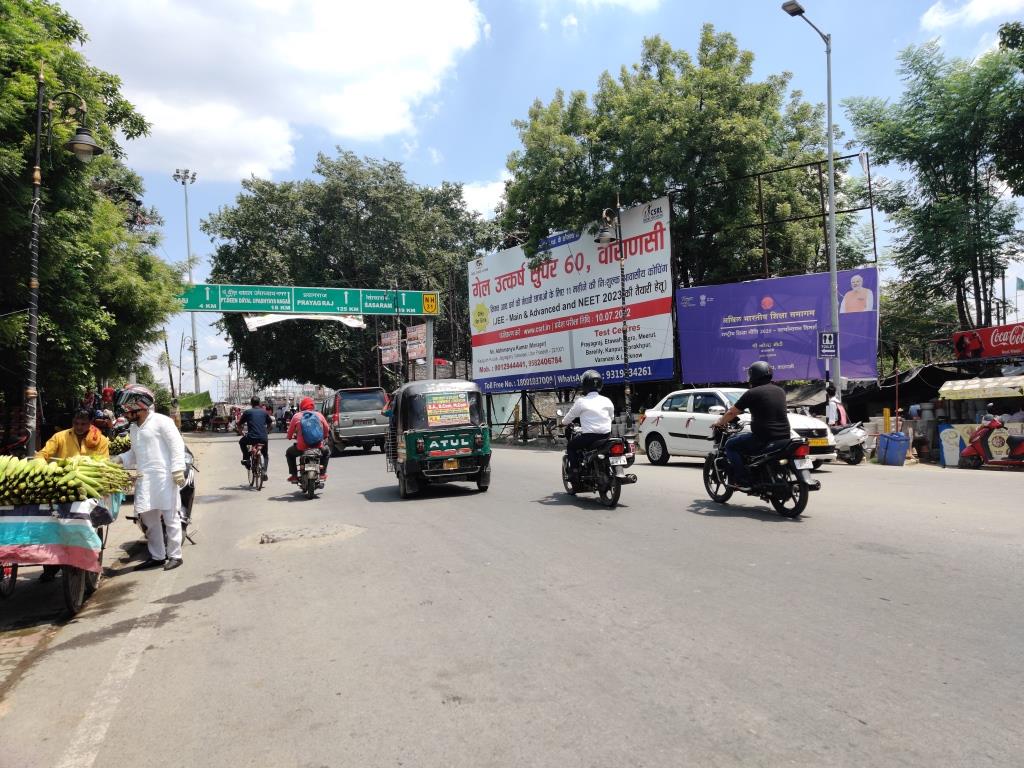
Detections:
[173, 168, 201, 393]
[594, 201, 635, 435]
[24, 65, 104, 456]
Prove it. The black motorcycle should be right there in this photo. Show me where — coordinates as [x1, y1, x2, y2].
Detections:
[703, 422, 819, 518]
[559, 419, 637, 508]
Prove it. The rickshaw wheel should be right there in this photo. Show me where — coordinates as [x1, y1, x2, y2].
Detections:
[398, 469, 411, 498]
[0, 562, 17, 598]
[62, 566, 88, 615]
[476, 479, 489, 492]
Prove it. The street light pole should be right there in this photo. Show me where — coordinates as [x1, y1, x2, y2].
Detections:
[174, 169, 200, 393]
[595, 202, 634, 436]
[23, 65, 103, 456]
[783, 1, 842, 402]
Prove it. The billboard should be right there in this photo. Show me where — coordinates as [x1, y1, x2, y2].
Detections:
[953, 323, 1024, 360]
[468, 197, 675, 393]
[675, 267, 879, 383]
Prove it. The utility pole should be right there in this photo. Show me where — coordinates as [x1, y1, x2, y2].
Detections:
[173, 168, 200, 393]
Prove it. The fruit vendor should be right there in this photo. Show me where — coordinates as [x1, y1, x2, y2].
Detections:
[39, 409, 110, 461]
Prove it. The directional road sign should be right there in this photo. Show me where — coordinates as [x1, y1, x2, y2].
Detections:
[817, 330, 838, 359]
[178, 284, 440, 316]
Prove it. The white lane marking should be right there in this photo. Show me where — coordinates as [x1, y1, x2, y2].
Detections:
[54, 568, 181, 768]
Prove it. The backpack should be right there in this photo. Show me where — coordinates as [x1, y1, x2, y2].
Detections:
[299, 411, 324, 446]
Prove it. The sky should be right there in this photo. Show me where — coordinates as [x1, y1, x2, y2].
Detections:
[60, 0, 1024, 396]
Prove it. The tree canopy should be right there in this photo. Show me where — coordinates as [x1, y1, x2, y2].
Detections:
[202, 151, 499, 388]
[0, 0, 183, 413]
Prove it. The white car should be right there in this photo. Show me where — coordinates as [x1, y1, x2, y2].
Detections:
[637, 387, 836, 466]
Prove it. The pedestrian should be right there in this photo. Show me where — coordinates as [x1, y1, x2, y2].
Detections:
[825, 383, 848, 428]
[112, 384, 188, 571]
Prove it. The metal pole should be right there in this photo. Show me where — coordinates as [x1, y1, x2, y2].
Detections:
[24, 65, 45, 457]
[183, 176, 200, 393]
[163, 331, 176, 398]
[425, 317, 435, 380]
[824, 32, 842, 403]
[617, 205, 633, 434]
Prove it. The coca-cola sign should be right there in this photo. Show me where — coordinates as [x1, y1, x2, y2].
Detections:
[953, 323, 1024, 360]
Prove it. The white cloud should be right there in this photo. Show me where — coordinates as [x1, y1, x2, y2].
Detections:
[973, 31, 1001, 56]
[62, 0, 487, 181]
[574, 0, 663, 10]
[462, 171, 509, 218]
[428, 147, 444, 165]
[561, 13, 580, 34]
[921, 0, 1024, 30]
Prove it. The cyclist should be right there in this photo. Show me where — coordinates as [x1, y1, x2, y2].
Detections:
[238, 396, 273, 480]
[561, 369, 615, 482]
[285, 396, 331, 484]
[712, 361, 790, 490]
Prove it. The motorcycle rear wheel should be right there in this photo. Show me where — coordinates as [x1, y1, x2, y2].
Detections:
[770, 467, 808, 517]
[703, 456, 733, 503]
[598, 475, 621, 508]
[561, 457, 577, 496]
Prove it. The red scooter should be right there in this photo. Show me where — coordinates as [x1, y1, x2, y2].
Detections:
[959, 412, 1024, 469]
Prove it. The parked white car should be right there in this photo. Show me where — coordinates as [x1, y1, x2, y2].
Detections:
[637, 387, 836, 466]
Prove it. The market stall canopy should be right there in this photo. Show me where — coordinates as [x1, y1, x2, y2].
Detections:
[938, 375, 1024, 400]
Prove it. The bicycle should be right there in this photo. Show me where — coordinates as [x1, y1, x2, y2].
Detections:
[247, 441, 267, 490]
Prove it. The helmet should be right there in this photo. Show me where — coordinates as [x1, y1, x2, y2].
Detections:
[299, 396, 315, 411]
[747, 361, 773, 386]
[579, 369, 603, 394]
[115, 384, 155, 412]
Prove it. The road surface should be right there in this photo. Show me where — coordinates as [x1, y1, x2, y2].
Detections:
[1, 433, 1021, 767]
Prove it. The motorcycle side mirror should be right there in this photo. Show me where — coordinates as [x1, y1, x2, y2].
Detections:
[708, 405, 726, 415]
[556, 409, 564, 417]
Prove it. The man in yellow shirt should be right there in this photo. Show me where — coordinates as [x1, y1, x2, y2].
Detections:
[39, 409, 110, 460]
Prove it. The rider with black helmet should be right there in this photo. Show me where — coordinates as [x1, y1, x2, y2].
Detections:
[713, 361, 791, 489]
[561, 369, 616, 480]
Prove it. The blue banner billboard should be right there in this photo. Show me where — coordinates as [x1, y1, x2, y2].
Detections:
[675, 268, 879, 383]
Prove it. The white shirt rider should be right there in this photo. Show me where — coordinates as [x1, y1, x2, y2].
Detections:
[562, 391, 615, 434]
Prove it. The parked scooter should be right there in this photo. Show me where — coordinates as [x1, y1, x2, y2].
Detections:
[297, 447, 326, 499]
[558, 411, 637, 508]
[125, 445, 198, 545]
[833, 422, 867, 465]
[959, 408, 1024, 469]
[704, 422, 819, 517]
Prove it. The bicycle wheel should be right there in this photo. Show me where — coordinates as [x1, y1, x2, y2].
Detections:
[254, 453, 264, 491]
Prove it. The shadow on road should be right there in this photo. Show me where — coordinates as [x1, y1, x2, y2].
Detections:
[358, 483, 482, 504]
[686, 497, 803, 523]
[534, 492, 630, 510]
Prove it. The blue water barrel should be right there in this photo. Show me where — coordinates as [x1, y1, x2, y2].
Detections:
[877, 432, 911, 466]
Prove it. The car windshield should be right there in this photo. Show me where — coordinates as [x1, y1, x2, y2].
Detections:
[338, 390, 386, 412]
[723, 391, 744, 406]
[403, 391, 485, 429]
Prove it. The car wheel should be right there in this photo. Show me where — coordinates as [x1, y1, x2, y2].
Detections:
[645, 434, 669, 465]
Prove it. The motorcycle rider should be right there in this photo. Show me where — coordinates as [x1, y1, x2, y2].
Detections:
[561, 370, 615, 482]
[238, 395, 273, 479]
[112, 384, 188, 571]
[285, 396, 331, 484]
[713, 361, 791, 490]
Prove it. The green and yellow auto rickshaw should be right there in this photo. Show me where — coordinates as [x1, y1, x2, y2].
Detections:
[384, 380, 491, 497]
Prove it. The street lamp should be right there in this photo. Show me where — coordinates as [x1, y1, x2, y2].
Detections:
[594, 202, 634, 435]
[24, 65, 104, 456]
[782, 1, 842, 401]
[173, 168, 200, 393]
[178, 334, 196, 396]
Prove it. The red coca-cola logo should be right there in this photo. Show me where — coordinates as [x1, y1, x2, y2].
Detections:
[989, 325, 1024, 347]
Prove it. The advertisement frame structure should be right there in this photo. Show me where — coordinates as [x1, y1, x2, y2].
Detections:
[675, 267, 880, 384]
[467, 197, 676, 394]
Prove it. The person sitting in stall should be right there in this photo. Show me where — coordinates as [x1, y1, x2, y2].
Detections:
[36, 409, 109, 581]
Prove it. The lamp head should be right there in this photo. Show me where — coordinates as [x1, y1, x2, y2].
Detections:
[65, 126, 103, 163]
[782, 1, 805, 16]
[593, 208, 618, 244]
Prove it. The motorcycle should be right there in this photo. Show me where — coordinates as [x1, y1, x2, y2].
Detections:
[125, 445, 198, 546]
[558, 413, 637, 508]
[958, 410, 1024, 469]
[703, 422, 819, 518]
[297, 447, 325, 499]
[833, 422, 867, 465]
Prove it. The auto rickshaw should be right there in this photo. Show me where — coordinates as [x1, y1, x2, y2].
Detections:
[384, 380, 491, 497]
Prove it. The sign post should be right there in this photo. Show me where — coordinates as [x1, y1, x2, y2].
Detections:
[178, 283, 440, 317]
[817, 331, 838, 359]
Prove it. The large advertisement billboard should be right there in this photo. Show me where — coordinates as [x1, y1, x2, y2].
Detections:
[468, 198, 674, 393]
[675, 268, 879, 383]
[953, 323, 1024, 360]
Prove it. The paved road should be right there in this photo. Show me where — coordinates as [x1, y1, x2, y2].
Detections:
[1, 434, 1021, 767]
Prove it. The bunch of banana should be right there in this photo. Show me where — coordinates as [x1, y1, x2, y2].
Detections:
[109, 434, 131, 455]
[0, 455, 133, 506]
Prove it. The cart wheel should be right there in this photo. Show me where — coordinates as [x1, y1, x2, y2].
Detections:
[85, 548, 103, 596]
[0, 562, 17, 599]
[62, 566, 88, 616]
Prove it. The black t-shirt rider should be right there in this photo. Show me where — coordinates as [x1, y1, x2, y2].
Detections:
[734, 383, 791, 443]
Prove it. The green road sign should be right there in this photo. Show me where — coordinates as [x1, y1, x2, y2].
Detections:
[177, 284, 440, 316]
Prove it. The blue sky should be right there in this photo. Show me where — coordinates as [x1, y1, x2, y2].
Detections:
[61, 0, 1024, 393]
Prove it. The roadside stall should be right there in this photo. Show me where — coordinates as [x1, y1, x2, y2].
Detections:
[0, 456, 131, 615]
[936, 375, 1024, 467]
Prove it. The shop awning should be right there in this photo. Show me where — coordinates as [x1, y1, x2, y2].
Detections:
[938, 375, 1024, 400]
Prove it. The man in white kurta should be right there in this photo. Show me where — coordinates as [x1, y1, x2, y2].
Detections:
[115, 392, 187, 570]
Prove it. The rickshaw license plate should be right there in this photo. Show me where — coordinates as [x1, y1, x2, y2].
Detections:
[443, 458, 459, 470]
[809, 437, 828, 447]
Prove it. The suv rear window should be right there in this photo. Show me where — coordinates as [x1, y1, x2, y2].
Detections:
[337, 389, 386, 413]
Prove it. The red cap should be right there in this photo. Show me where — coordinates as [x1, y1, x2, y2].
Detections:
[300, 397, 315, 411]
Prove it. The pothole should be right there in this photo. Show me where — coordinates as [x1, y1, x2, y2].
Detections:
[244, 523, 366, 548]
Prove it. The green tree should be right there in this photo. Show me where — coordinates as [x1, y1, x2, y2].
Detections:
[877, 281, 959, 373]
[202, 151, 499, 387]
[992, 21, 1024, 196]
[0, 0, 182, 413]
[845, 42, 1023, 329]
[499, 27, 868, 283]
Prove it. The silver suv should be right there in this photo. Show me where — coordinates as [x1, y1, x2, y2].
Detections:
[321, 387, 389, 454]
